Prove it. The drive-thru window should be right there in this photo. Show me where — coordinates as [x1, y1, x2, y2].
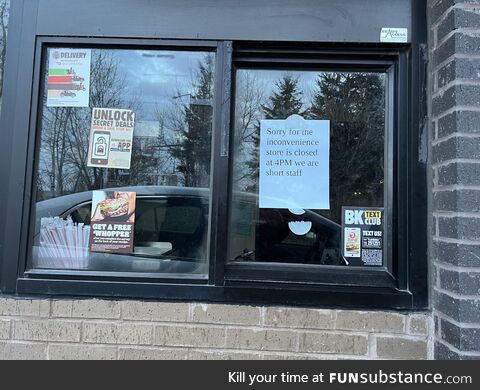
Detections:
[0, 0, 427, 310]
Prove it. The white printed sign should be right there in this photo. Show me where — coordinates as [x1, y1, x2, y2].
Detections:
[47, 48, 91, 107]
[259, 115, 330, 210]
[380, 28, 408, 43]
[87, 108, 135, 169]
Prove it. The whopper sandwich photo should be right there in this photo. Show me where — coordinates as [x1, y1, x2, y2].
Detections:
[91, 191, 136, 223]
[98, 194, 129, 218]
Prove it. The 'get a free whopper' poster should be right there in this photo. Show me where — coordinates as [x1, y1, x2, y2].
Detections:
[89, 191, 136, 254]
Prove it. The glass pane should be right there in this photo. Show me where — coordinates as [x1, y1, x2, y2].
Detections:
[32, 47, 215, 276]
[0, 0, 10, 112]
[229, 69, 386, 267]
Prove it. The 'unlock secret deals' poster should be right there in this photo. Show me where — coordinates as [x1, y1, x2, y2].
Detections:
[89, 191, 136, 254]
[87, 108, 135, 170]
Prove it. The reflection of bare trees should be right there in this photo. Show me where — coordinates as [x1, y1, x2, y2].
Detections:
[38, 50, 217, 201]
[0, 0, 9, 105]
[164, 54, 215, 187]
[232, 72, 265, 190]
[38, 51, 135, 199]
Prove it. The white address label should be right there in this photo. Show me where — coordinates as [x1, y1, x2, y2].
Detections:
[380, 28, 408, 43]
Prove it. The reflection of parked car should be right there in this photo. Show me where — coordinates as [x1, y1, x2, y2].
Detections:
[230, 195, 346, 266]
[60, 90, 76, 98]
[35, 186, 210, 274]
[34, 186, 346, 272]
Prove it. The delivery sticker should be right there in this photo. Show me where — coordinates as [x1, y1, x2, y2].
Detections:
[344, 227, 361, 258]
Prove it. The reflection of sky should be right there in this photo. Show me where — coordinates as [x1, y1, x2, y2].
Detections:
[242, 69, 318, 107]
[112, 49, 212, 121]
[236, 69, 385, 110]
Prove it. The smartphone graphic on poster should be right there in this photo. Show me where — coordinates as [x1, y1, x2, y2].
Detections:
[91, 131, 111, 165]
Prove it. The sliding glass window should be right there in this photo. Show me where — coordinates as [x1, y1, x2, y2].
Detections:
[31, 47, 215, 277]
[229, 68, 387, 268]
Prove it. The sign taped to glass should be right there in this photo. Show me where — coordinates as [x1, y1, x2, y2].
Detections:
[89, 191, 136, 254]
[47, 48, 91, 107]
[259, 114, 330, 210]
[342, 206, 384, 266]
[87, 108, 135, 169]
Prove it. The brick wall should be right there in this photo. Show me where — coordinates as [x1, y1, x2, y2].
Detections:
[429, 0, 480, 359]
[0, 298, 431, 360]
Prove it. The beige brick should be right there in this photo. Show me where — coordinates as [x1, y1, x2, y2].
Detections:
[376, 336, 428, 359]
[16, 299, 50, 317]
[119, 347, 189, 360]
[51, 299, 120, 319]
[226, 328, 297, 352]
[155, 325, 225, 348]
[189, 349, 263, 360]
[0, 298, 49, 317]
[408, 315, 429, 336]
[73, 299, 120, 319]
[264, 307, 333, 329]
[0, 342, 47, 360]
[0, 299, 15, 316]
[0, 320, 11, 339]
[192, 304, 261, 326]
[122, 301, 188, 322]
[13, 320, 80, 342]
[48, 344, 117, 360]
[82, 322, 153, 345]
[50, 300, 73, 317]
[335, 311, 405, 333]
[299, 332, 368, 355]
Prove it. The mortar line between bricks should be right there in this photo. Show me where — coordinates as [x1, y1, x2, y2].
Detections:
[430, 4, 461, 30]
[433, 336, 480, 357]
[433, 80, 480, 100]
[435, 259, 480, 272]
[188, 348, 369, 360]
[433, 53, 480, 74]
[433, 184, 480, 192]
[433, 211, 480, 218]
[431, 105, 480, 121]
[84, 318, 185, 326]
[434, 311, 480, 328]
[428, 316, 435, 360]
[432, 132, 480, 147]
[432, 54, 456, 73]
[434, 285, 480, 300]
[431, 3, 480, 29]
[369, 331, 429, 340]
[436, 27, 480, 49]
[367, 334, 376, 358]
[431, 158, 480, 169]
[222, 324, 338, 333]
[432, 235, 480, 245]
[223, 324, 377, 337]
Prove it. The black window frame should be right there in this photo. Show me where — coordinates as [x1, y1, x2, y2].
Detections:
[0, 0, 428, 310]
